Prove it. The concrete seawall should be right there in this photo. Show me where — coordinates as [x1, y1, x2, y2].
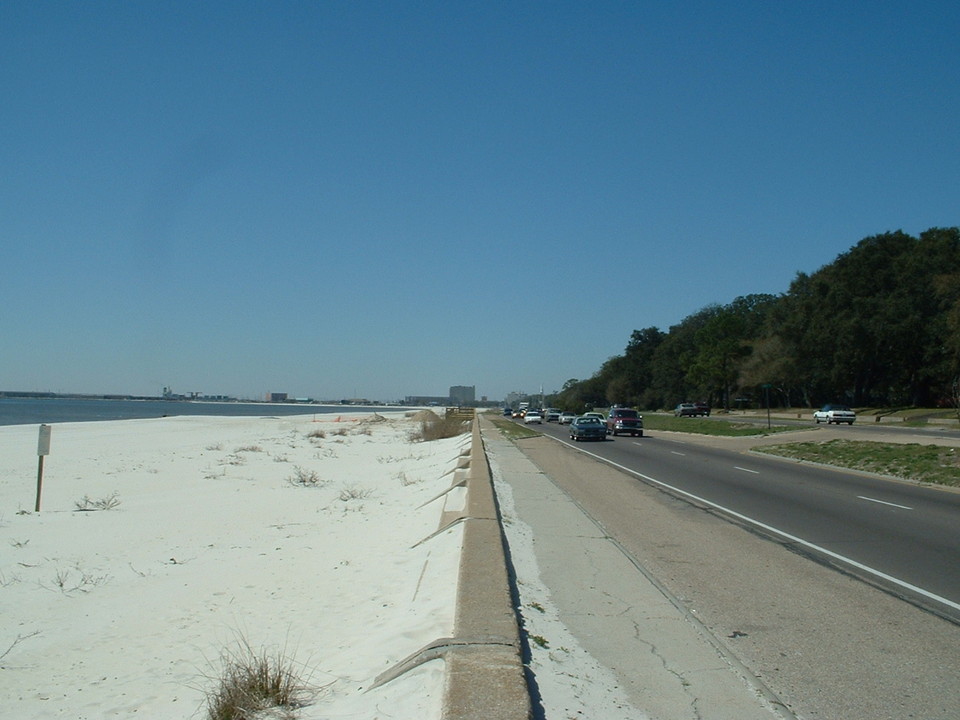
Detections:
[442, 415, 531, 719]
[373, 412, 531, 718]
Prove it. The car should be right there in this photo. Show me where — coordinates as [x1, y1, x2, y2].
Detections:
[523, 410, 543, 424]
[502, 407, 513, 417]
[512, 409, 523, 418]
[569, 416, 606, 441]
[545, 409, 562, 422]
[558, 411, 577, 425]
[813, 404, 856, 425]
[674, 402, 709, 417]
[582, 412, 606, 425]
[606, 407, 643, 436]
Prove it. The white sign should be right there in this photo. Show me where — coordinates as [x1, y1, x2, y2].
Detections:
[38, 424, 51, 456]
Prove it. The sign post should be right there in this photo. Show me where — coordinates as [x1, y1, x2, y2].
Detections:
[762, 384, 772, 430]
[35, 424, 51, 512]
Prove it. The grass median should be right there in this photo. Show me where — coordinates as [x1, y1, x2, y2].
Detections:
[641, 414, 798, 437]
[488, 416, 543, 441]
[754, 439, 960, 487]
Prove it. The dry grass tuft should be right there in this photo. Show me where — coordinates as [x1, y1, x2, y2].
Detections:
[338, 486, 371, 501]
[409, 416, 470, 442]
[204, 639, 312, 720]
[287, 467, 325, 488]
[74, 492, 121, 511]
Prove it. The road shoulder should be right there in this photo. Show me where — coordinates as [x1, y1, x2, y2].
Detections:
[480, 415, 792, 720]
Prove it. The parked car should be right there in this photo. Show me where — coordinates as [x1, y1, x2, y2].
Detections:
[545, 409, 562, 422]
[523, 410, 543, 424]
[813, 404, 856, 425]
[569, 416, 606, 441]
[606, 407, 644, 437]
[558, 411, 577, 425]
[675, 403, 709, 417]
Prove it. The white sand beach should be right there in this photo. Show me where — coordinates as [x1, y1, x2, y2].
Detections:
[0, 412, 467, 719]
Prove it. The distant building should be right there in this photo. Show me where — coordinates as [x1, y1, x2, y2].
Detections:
[449, 385, 475, 405]
[266, 392, 288, 403]
[405, 395, 449, 406]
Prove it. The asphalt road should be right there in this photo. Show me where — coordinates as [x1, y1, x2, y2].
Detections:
[530, 417, 960, 622]
[508, 418, 960, 719]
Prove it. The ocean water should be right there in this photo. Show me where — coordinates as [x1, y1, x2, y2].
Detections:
[0, 397, 381, 427]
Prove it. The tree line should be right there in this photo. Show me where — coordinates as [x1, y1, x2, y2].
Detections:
[550, 227, 960, 412]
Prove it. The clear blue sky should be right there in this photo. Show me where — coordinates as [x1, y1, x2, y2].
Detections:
[3, 1, 957, 402]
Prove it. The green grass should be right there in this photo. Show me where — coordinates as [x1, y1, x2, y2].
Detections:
[488, 417, 542, 441]
[641, 413, 798, 437]
[755, 439, 960, 487]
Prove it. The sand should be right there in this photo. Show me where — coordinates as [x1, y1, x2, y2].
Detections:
[0, 412, 467, 719]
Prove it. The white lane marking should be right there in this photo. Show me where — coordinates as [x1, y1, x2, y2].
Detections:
[551, 436, 960, 615]
[735, 466, 759, 474]
[671, 451, 686, 456]
[858, 496, 913, 510]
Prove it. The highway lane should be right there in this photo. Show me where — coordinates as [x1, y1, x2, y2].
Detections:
[528, 418, 960, 622]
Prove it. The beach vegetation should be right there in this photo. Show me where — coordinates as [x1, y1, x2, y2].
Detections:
[396, 471, 422, 486]
[409, 416, 470, 442]
[49, 567, 110, 594]
[0, 631, 40, 663]
[74, 492, 121, 511]
[287, 467, 325, 488]
[235, 445, 263, 453]
[338, 486, 371, 501]
[206, 443, 224, 451]
[307, 429, 325, 439]
[204, 638, 312, 720]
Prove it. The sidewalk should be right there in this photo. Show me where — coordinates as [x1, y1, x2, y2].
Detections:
[478, 415, 794, 720]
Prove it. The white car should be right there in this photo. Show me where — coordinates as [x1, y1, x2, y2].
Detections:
[558, 411, 577, 425]
[582, 412, 606, 425]
[813, 404, 856, 425]
[523, 410, 543, 424]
